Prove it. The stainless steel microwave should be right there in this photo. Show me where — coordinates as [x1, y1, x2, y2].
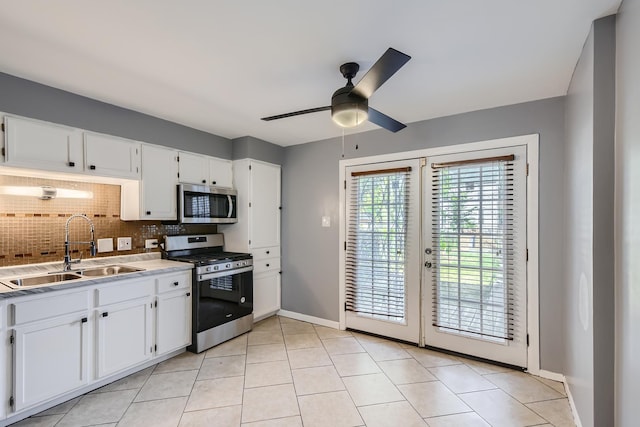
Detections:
[178, 184, 237, 224]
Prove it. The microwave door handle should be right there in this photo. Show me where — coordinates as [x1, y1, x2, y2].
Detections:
[227, 195, 233, 218]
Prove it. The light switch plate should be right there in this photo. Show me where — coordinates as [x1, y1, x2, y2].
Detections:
[145, 239, 158, 249]
[97, 238, 113, 253]
[321, 216, 331, 227]
[117, 237, 132, 251]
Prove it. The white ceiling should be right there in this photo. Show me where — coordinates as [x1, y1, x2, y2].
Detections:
[0, 0, 621, 147]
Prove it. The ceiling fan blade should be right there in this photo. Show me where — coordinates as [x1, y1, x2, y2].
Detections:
[351, 48, 411, 99]
[261, 106, 331, 121]
[368, 107, 407, 133]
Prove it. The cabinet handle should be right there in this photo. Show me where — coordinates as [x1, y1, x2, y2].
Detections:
[186, 292, 191, 297]
[89, 165, 96, 170]
[68, 161, 75, 167]
[266, 263, 270, 267]
[202, 179, 206, 184]
[146, 211, 151, 215]
[173, 281, 179, 286]
[266, 250, 270, 255]
[81, 317, 88, 323]
[102, 312, 109, 317]
[211, 181, 216, 185]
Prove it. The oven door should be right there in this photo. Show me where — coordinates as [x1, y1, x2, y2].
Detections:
[195, 267, 253, 332]
[178, 184, 237, 224]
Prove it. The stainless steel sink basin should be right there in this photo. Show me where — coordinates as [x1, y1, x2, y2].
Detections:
[8, 273, 82, 287]
[77, 265, 144, 277]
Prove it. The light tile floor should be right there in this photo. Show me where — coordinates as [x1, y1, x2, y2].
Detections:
[12, 316, 575, 427]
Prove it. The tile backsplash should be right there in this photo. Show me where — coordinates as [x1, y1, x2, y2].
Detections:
[0, 175, 215, 267]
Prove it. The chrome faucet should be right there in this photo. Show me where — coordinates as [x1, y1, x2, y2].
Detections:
[63, 214, 97, 271]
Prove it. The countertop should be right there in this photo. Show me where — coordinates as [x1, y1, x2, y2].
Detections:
[0, 253, 193, 299]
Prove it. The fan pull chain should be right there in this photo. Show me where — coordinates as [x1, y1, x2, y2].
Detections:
[342, 128, 345, 158]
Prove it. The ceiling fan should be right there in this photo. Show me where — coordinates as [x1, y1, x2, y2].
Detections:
[261, 47, 411, 133]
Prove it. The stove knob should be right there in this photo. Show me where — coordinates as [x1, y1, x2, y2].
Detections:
[240, 297, 246, 303]
[214, 266, 219, 271]
[226, 263, 231, 269]
[206, 267, 211, 272]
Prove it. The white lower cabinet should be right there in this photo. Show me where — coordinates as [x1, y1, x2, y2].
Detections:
[3, 269, 192, 422]
[10, 290, 90, 413]
[96, 297, 153, 378]
[253, 272, 281, 321]
[156, 272, 191, 355]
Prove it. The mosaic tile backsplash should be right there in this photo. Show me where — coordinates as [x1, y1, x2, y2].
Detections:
[0, 175, 216, 267]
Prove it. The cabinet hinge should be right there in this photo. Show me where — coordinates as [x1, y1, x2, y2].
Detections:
[526, 163, 530, 176]
[177, 156, 180, 162]
[344, 241, 347, 251]
[155, 301, 158, 308]
[249, 202, 252, 208]
[1, 122, 4, 132]
[249, 165, 252, 170]
[154, 344, 157, 352]
[9, 396, 14, 408]
[9, 333, 14, 345]
[344, 180, 346, 190]
[344, 302, 347, 311]
[1, 147, 4, 157]
[526, 249, 529, 261]
[526, 334, 530, 347]
[248, 239, 251, 245]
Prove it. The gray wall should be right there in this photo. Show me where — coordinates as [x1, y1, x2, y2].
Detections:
[282, 96, 566, 372]
[615, 0, 640, 425]
[563, 15, 616, 427]
[0, 72, 232, 158]
[232, 136, 284, 165]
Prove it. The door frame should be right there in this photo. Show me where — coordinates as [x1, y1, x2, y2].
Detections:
[338, 134, 540, 373]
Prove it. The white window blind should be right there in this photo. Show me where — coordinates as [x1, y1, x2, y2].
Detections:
[431, 155, 517, 341]
[345, 167, 412, 322]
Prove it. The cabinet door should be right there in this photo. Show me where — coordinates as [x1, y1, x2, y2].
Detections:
[96, 298, 153, 378]
[13, 313, 89, 411]
[156, 290, 191, 355]
[249, 162, 281, 248]
[253, 272, 281, 321]
[3, 115, 83, 173]
[84, 132, 141, 178]
[178, 151, 208, 185]
[209, 157, 233, 187]
[141, 145, 178, 220]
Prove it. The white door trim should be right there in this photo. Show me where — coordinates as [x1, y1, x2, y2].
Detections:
[338, 134, 540, 373]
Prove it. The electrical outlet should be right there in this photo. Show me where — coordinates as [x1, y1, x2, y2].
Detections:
[145, 239, 158, 249]
[117, 237, 132, 251]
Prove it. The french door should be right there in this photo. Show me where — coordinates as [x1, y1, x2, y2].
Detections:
[423, 146, 528, 367]
[344, 159, 421, 343]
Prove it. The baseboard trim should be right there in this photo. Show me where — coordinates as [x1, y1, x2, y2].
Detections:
[535, 370, 582, 427]
[277, 309, 339, 329]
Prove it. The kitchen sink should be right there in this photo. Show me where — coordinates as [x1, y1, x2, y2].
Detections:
[7, 273, 82, 288]
[77, 265, 145, 277]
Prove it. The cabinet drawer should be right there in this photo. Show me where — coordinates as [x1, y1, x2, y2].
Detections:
[157, 272, 191, 294]
[96, 279, 153, 306]
[253, 257, 280, 275]
[12, 290, 89, 325]
[252, 246, 280, 261]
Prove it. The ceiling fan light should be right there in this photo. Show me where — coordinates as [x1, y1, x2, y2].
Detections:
[331, 102, 368, 128]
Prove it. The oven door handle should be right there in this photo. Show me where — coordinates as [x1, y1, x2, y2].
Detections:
[198, 266, 253, 281]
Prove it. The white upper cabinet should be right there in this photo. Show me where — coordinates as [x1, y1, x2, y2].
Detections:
[2, 115, 83, 173]
[178, 151, 208, 185]
[249, 161, 281, 248]
[209, 157, 233, 188]
[121, 144, 178, 221]
[84, 132, 141, 179]
[179, 151, 233, 187]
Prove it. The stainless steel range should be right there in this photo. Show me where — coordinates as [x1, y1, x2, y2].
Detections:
[163, 234, 253, 353]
